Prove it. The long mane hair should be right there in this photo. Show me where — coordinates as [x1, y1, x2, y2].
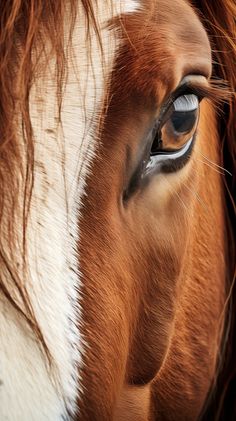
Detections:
[0, 0, 235, 418]
[0, 0, 98, 359]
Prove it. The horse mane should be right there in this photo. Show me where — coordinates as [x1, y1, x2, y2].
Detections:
[0, 0, 100, 360]
[191, 1, 236, 419]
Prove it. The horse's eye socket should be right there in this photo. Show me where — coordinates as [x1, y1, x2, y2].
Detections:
[151, 94, 199, 156]
[144, 94, 200, 175]
[125, 94, 200, 197]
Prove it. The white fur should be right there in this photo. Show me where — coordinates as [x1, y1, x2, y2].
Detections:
[0, 1, 139, 420]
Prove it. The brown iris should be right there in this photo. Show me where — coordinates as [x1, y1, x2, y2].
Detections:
[151, 94, 199, 156]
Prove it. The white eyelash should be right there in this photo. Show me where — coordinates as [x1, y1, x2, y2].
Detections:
[173, 94, 199, 112]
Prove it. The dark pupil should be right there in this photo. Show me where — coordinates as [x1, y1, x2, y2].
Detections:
[171, 109, 197, 133]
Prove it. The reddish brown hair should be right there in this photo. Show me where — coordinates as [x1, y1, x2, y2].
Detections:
[191, 1, 236, 419]
[0, 0, 235, 415]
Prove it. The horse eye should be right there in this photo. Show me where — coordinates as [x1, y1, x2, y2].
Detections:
[171, 94, 199, 134]
[151, 94, 199, 156]
[144, 94, 200, 175]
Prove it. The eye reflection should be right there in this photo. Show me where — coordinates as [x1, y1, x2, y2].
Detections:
[150, 94, 199, 156]
[171, 109, 198, 133]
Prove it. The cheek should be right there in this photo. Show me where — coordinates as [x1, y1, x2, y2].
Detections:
[79, 144, 196, 395]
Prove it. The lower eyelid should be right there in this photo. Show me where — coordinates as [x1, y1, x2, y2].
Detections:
[145, 137, 194, 176]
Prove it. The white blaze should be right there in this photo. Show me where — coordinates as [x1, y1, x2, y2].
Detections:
[0, 1, 139, 420]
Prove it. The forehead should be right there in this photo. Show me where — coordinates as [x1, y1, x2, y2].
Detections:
[115, 0, 211, 102]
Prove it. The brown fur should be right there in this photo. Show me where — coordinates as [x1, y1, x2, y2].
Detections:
[0, 0, 235, 419]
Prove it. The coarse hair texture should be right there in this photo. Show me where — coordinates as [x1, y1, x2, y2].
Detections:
[0, 0, 235, 416]
[191, 1, 236, 420]
[0, 0, 100, 361]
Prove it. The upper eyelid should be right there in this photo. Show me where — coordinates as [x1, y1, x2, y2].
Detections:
[159, 72, 229, 118]
[165, 74, 211, 106]
[170, 83, 210, 102]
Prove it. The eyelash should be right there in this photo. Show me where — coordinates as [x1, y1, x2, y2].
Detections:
[150, 87, 204, 140]
[168, 87, 204, 111]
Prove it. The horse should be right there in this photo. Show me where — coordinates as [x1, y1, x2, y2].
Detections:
[0, 0, 235, 420]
